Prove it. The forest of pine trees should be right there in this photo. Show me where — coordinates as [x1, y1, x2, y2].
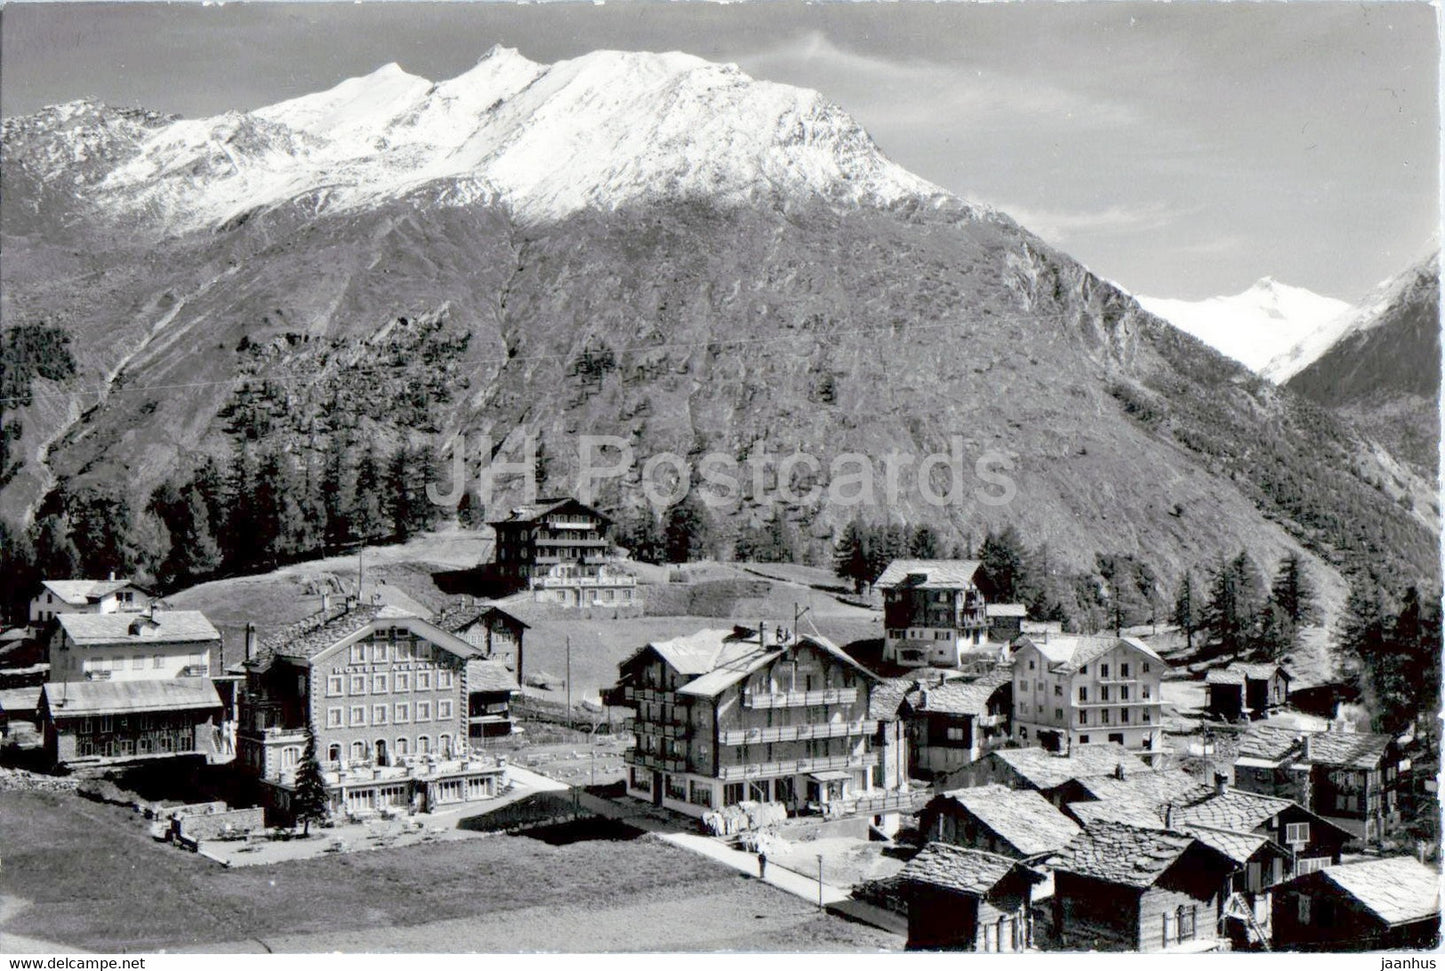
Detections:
[0, 437, 442, 623]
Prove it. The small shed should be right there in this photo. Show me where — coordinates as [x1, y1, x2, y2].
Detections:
[1271, 856, 1441, 951]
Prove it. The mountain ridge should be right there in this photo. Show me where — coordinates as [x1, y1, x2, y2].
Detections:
[2, 49, 1437, 614]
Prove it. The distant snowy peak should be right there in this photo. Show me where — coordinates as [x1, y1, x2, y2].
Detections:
[1136, 278, 1355, 378]
[1261, 254, 1439, 383]
[14, 46, 958, 232]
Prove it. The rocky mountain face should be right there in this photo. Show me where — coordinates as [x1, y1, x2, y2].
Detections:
[1135, 278, 1355, 379]
[1, 48, 1437, 604]
[1286, 254, 1440, 480]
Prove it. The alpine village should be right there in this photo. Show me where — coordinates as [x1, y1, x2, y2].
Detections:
[1, 39, 1441, 957]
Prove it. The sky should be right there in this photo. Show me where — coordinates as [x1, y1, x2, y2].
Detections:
[0, 1, 1438, 302]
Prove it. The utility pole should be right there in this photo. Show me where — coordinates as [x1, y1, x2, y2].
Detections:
[565, 635, 572, 730]
[793, 602, 811, 642]
[817, 853, 824, 909]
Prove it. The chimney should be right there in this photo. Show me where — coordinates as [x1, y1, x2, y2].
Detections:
[320, 592, 331, 614]
[244, 622, 257, 662]
[1164, 804, 1174, 830]
[1300, 733, 1312, 761]
[1214, 772, 1229, 796]
[1114, 762, 1126, 781]
[918, 690, 929, 710]
[109, 570, 116, 581]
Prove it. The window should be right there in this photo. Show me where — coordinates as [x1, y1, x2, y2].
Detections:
[1120, 708, 1129, 723]
[1028, 660, 1035, 670]
[438, 670, 454, 689]
[1036, 681, 1044, 692]
[1285, 822, 1310, 845]
[1100, 664, 1109, 678]
[1142, 710, 1151, 723]
[1054, 708, 1063, 720]
[417, 735, 430, 754]
[350, 644, 366, 664]
[395, 703, 410, 723]
[416, 701, 431, 721]
[438, 700, 453, 720]
[1079, 710, 1088, 725]
[327, 675, 344, 696]
[1142, 685, 1151, 699]
[946, 726, 966, 742]
[417, 671, 432, 690]
[1121, 685, 1130, 700]
[132, 655, 144, 670]
[690, 781, 713, 807]
[1101, 686, 1111, 702]
[373, 705, 388, 725]
[327, 707, 343, 728]
[396, 640, 412, 660]
[1101, 709, 1111, 724]
[438, 734, 452, 756]
[153, 655, 163, 668]
[1079, 665, 1087, 676]
[1296, 857, 1331, 876]
[1079, 686, 1088, 702]
[396, 671, 410, 692]
[1297, 895, 1312, 925]
[1078, 734, 1090, 744]
[350, 706, 366, 726]
[282, 746, 300, 768]
[372, 674, 388, 694]
[1121, 663, 1130, 678]
[371, 642, 389, 663]
[350, 675, 366, 695]
[724, 782, 745, 806]
[1054, 685, 1062, 697]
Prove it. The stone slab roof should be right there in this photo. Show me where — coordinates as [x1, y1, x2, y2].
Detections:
[986, 604, 1028, 618]
[989, 743, 1153, 791]
[1169, 788, 1298, 832]
[1303, 730, 1394, 769]
[936, 784, 1081, 856]
[874, 559, 981, 590]
[40, 579, 143, 605]
[42, 678, 221, 717]
[911, 669, 1011, 716]
[1320, 857, 1442, 926]
[466, 658, 519, 694]
[57, 610, 219, 646]
[897, 842, 1038, 897]
[1047, 821, 1200, 888]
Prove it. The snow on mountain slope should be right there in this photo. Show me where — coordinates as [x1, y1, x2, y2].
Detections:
[42, 46, 954, 232]
[1136, 278, 1354, 378]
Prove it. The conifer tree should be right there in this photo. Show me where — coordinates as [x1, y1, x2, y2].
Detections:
[832, 519, 871, 593]
[1270, 553, 1320, 630]
[352, 444, 390, 542]
[292, 727, 330, 837]
[908, 524, 940, 558]
[1172, 571, 1200, 650]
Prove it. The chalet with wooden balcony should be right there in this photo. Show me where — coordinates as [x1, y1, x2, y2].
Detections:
[607, 626, 902, 819]
[488, 497, 636, 607]
[1231, 724, 1406, 845]
[1205, 662, 1291, 721]
[876, 560, 989, 668]
[941, 742, 1155, 806]
[1011, 635, 1165, 761]
[901, 669, 1012, 780]
[48, 610, 220, 685]
[436, 602, 528, 680]
[237, 601, 504, 819]
[38, 678, 222, 765]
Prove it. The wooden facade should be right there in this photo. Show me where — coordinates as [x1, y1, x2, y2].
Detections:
[1271, 858, 1441, 952]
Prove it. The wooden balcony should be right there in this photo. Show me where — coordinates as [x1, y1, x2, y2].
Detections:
[717, 720, 878, 746]
[715, 751, 878, 782]
[742, 687, 858, 709]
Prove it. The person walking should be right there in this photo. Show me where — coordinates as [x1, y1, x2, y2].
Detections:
[757, 850, 768, 880]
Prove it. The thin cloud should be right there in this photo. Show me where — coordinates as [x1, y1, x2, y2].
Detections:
[991, 201, 1199, 244]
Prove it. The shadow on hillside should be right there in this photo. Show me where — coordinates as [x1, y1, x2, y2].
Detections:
[431, 566, 518, 599]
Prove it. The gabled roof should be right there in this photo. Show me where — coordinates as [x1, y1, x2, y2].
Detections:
[674, 632, 878, 699]
[874, 559, 981, 590]
[1168, 787, 1298, 832]
[1017, 634, 1164, 673]
[1067, 799, 1166, 829]
[435, 602, 530, 633]
[1235, 724, 1304, 763]
[1183, 825, 1278, 866]
[488, 496, 612, 528]
[1302, 730, 1395, 769]
[986, 604, 1028, 618]
[932, 784, 1081, 857]
[1047, 821, 1226, 888]
[1072, 768, 1212, 811]
[253, 604, 475, 669]
[1317, 857, 1442, 926]
[1231, 662, 1291, 681]
[466, 658, 519, 694]
[42, 679, 221, 717]
[909, 669, 1011, 717]
[57, 610, 219, 645]
[868, 677, 915, 722]
[40, 579, 147, 605]
[1206, 667, 1247, 686]
[984, 743, 1153, 792]
[897, 842, 1042, 897]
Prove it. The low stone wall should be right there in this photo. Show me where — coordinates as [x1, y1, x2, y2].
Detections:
[175, 806, 266, 841]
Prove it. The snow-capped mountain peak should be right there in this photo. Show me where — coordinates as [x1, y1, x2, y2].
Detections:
[1136, 278, 1355, 378]
[15, 48, 953, 232]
